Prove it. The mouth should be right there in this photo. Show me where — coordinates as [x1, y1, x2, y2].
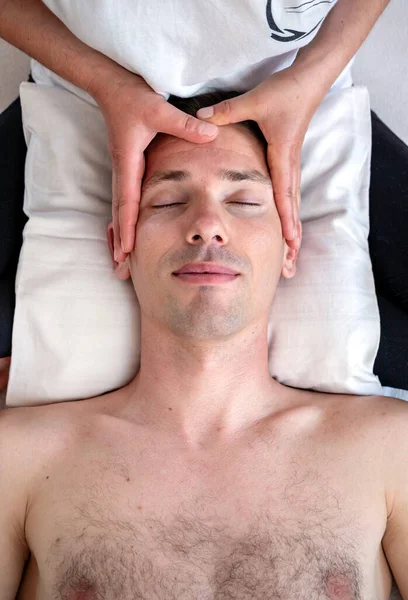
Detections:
[173, 273, 239, 284]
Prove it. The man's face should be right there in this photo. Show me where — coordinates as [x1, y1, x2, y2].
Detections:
[118, 124, 298, 339]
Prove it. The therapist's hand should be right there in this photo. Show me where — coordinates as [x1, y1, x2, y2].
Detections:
[94, 72, 219, 262]
[0, 357, 11, 394]
[195, 67, 326, 250]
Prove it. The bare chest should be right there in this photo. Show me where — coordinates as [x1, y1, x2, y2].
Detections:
[20, 417, 389, 600]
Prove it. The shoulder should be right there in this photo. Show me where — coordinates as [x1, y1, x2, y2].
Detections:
[315, 391, 408, 479]
[319, 392, 408, 523]
[0, 401, 85, 565]
[322, 392, 408, 434]
[368, 394, 408, 503]
[334, 393, 408, 513]
[0, 399, 86, 441]
[357, 393, 408, 442]
[0, 404, 69, 478]
[0, 399, 94, 495]
[1, 395, 106, 445]
[367, 395, 408, 599]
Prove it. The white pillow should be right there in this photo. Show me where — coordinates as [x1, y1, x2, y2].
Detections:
[6, 81, 383, 407]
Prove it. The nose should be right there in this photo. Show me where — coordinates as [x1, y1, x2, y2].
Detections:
[184, 209, 229, 246]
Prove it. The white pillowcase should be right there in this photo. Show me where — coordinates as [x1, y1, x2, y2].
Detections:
[6, 81, 383, 407]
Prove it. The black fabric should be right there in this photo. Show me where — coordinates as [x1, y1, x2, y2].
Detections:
[368, 112, 408, 389]
[0, 79, 407, 390]
[0, 93, 29, 357]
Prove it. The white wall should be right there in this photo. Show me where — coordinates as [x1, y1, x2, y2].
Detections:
[0, 0, 407, 144]
[0, 38, 30, 112]
[351, 0, 408, 146]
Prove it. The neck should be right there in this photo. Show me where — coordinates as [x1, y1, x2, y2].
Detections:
[123, 318, 290, 448]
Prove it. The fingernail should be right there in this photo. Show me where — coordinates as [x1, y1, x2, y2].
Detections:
[197, 106, 214, 119]
[121, 242, 126, 253]
[199, 122, 218, 137]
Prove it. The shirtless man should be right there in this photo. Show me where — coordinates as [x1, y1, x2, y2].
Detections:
[1, 92, 407, 600]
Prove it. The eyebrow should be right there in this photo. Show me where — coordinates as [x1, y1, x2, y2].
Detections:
[142, 169, 271, 193]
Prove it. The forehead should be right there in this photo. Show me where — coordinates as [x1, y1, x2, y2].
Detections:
[143, 124, 268, 185]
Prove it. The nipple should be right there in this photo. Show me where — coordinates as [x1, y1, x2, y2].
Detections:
[66, 587, 97, 600]
[324, 572, 354, 599]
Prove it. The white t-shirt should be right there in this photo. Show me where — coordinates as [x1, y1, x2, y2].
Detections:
[31, 0, 353, 102]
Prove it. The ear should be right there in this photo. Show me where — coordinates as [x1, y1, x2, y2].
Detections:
[107, 222, 131, 281]
[281, 220, 302, 279]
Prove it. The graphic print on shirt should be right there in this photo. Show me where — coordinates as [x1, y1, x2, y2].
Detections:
[266, 0, 337, 42]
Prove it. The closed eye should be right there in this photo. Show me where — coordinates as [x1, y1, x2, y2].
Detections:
[151, 202, 261, 208]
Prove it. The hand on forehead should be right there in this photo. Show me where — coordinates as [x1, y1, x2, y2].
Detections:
[140, 123, 273, 207]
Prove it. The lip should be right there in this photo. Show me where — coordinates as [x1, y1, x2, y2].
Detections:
[173, 273, 239, 284]
[173, 262, 239, 275]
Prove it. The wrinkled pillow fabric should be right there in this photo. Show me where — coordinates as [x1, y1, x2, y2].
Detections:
[6, 81, 383, 407]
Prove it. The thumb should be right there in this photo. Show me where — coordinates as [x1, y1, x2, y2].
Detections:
[155, 102, 219, 143]
[196, 92, 253, 126]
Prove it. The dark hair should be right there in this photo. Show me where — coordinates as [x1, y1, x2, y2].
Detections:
[165, 89, 268, 151]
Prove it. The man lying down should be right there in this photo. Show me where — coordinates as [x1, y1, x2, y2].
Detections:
[1, 91, 407, 600]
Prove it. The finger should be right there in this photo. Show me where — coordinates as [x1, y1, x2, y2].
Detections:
[153, 102, 219, 143]
[195, 91, 254, 126]
[295, 148, 302, 215]
[267, 143, 300, 243]
[112, 169, 126, 262]
[118, 151, 146, 255]
[111, 134, 149, 258]
[286, 161, 302, 251]
[295, 159, 302, 242]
